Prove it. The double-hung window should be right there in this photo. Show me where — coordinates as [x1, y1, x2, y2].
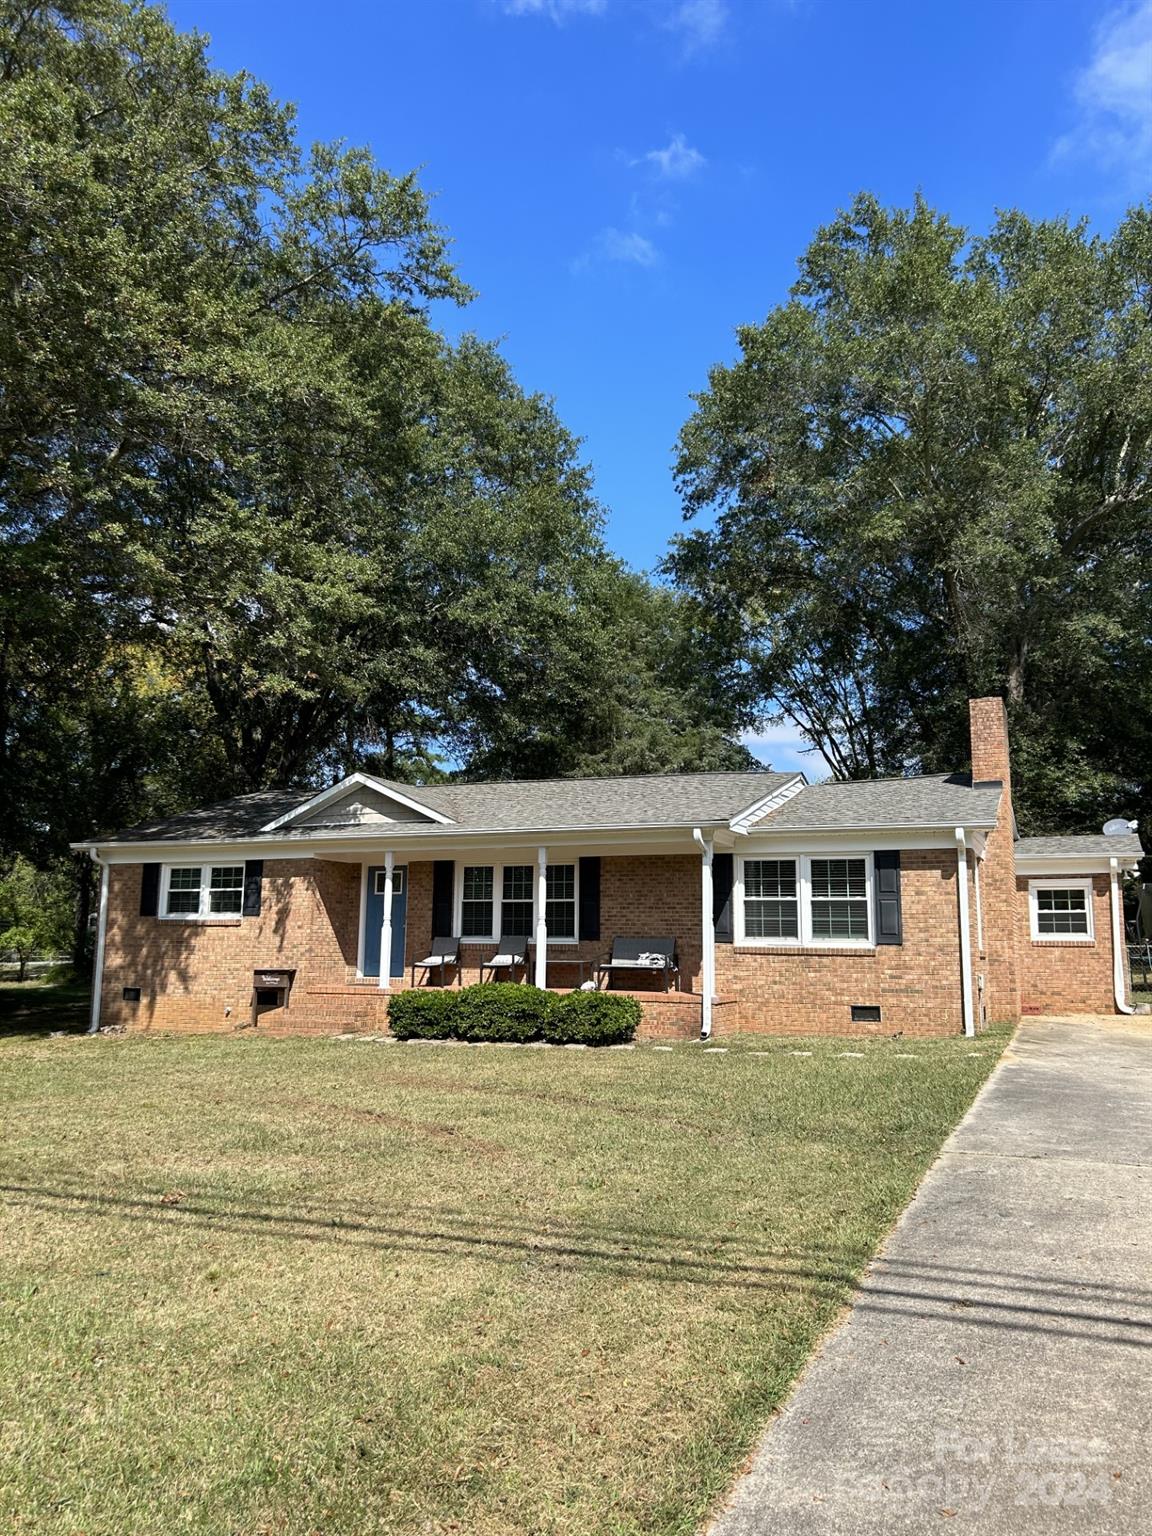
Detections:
[743, 859, 799, 939]
[461, 866, 495, 939]
[500, 865, 535, 937]
[457, 862, 578, 941]
[737, 854, 873, 945]
[809, 858, 870, 939]
[1030, 880, 1093, 940]
[545, 864, 577, 940]
[163, 864, 244, 918]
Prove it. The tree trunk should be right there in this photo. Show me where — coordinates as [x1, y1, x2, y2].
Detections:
[72, 854, 93, 975]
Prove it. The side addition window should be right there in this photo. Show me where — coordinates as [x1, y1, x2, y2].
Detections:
[1032, 883, 1092, 940]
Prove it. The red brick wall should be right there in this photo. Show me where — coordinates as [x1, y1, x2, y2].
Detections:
[716, 850, 966, 1036]
[98, 839, 1121, 1038]
[99, 860, 362, 1033]
[1017, 875, 1118, 1015]
[968, 697, 1021, 1023]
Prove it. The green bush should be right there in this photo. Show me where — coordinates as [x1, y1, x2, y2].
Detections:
[544, 990, 640, 1046]
[386, 987, 458, 1040]
[452, 983, 555, 1043]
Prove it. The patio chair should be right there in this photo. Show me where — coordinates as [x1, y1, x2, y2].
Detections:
[410, 936, 460, 988]
[596, 936, 679, 993]
[479, 936, 529, 984]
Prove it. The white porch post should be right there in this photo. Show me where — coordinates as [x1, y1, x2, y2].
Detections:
[86, 853, 110, 1034]
[534, 846, 548, 988]
[694, 829, 715, 1039]
[955, 828, 975, 1038]
[377, 850, 395, 991]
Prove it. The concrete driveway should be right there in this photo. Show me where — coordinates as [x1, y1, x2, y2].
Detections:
[709, 1017, 1152, 1534]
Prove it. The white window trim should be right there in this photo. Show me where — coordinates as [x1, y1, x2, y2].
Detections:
[453, 859, 579, 944]
[1029, 877, 1094, 942]
[160, 862, 246, 921]
[734, 853, 875, 947]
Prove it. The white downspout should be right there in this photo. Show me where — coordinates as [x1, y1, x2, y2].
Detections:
[87, 850, 110, 1035]
[955, 828, 975, 1038]
[1110, 858, 1135, 1015]
[693, 828, 715, 1039]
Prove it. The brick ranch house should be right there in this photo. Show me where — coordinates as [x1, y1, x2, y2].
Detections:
[79, 698, 1142, 1040]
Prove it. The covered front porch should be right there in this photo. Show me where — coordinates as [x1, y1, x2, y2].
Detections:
[311, 829, 731, 1037]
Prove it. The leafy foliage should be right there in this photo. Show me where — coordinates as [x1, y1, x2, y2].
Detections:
[670, 194, 1152, 833]
[0, 0, 749, 948]
[384, 988, 458, 1041]
[0, 857, 73, 978]
[543, 990, 640, 1045]
[451, 983, 556, 1044]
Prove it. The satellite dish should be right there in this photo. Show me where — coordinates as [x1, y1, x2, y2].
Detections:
[1103, 817, 1135, 836]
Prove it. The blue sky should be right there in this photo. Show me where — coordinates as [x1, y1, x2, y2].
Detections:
[168, 0, 1152, 773]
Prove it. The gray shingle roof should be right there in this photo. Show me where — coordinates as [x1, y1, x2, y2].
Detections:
[94, 771, 798, 844]
[1014, 834, 1144, 860]
[752, 774, 1003, 832]
[96, 789, 309, 845]
[373, 772, 797, 833]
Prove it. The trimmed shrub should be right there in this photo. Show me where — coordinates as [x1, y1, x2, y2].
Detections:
[386, 987, 459, 1040]
[452, 983, 556, 1043]
[544, 990, 640, 1046]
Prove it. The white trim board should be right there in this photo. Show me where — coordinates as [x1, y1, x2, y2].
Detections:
[729, 775, 806, 833]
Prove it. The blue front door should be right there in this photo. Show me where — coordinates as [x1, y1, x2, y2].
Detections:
[364, 866, 408, 978]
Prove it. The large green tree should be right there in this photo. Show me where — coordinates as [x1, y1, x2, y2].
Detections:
[670, 194, 1152, 833]
[0, 0, 752, 967]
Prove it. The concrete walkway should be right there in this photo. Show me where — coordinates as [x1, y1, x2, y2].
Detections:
[709, 1017, 1152, 1534]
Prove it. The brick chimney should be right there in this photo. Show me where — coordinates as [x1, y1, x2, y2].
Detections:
[969, 695, 1012, 793]
[967, 696, 1019, 1024]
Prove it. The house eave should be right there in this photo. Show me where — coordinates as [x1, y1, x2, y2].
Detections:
[1016, 854, 1142, 877]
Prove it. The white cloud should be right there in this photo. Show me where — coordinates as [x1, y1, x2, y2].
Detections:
[638, 132, 706, 179]
[666, 0, 729, 52]
[572, 226, 660, 272]
[1055, 0, 1152, 179]
[502, 0, 606, 20]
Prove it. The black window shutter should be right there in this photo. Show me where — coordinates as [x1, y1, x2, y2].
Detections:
[139, 862, 161, 917]
[432, 860, 455, 938]
[874, 850, 902, 944]
[713, 853, 734, 944]
[578, 856, 600, 941]
[242, 859, 264, 917]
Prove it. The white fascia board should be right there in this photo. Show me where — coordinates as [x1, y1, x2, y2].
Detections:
[259, 772, 453, 831]
[739, 827, 967, 854]
[1016, 855, 1141, 877]
[729, 775, 807, 832]
[86, 824, 721, 864]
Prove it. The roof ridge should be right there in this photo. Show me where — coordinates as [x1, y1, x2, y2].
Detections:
[394, 769, 789, 792]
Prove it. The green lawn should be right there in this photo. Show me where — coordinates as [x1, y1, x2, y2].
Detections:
[0, 997, 1008, 1536]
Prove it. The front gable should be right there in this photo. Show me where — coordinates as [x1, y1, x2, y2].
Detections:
[261, 773, 453, 833]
